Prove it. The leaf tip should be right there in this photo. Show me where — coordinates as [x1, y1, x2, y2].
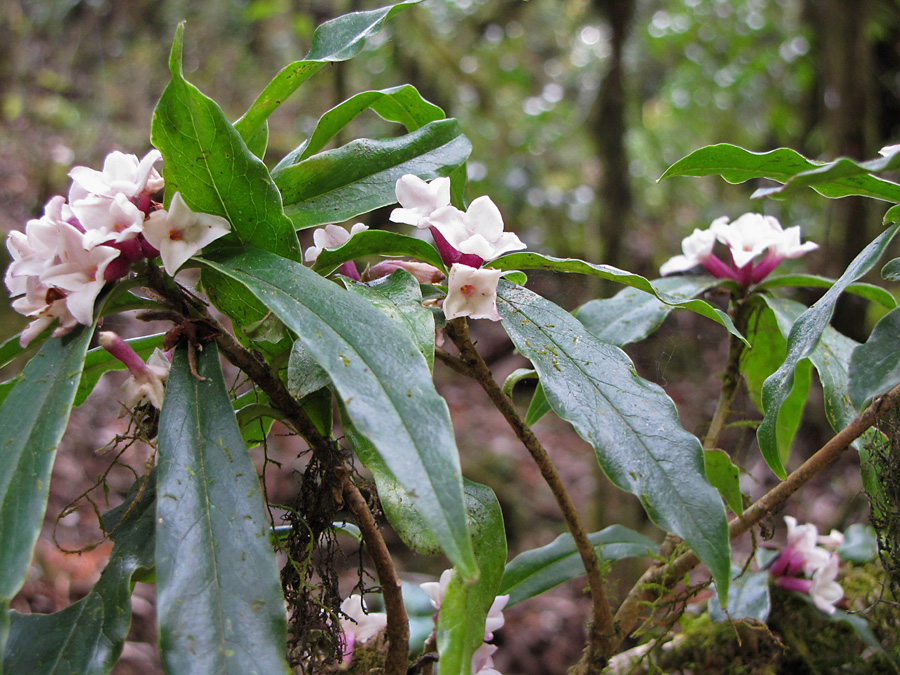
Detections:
[169, 22, 186, 78]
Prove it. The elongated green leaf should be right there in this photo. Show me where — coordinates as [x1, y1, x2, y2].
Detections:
[525, 382, 552, 426]
[708, 568, 770, 623]
[344, 269, 436, 369]
[4, 473, 156, 675]
[0, 326, 93, 621]
[758, 224, 899, 478]
[499, 525, 658, 607]
[200, 248, 477, 578]
[661, 144, 900, 202]
[156, 344, 288, 675]
[436, 481, 506, 675]
[849, 307, 900, 409]
[575, 275, 722, 347]
[234, 1, 423, 142]
[502, 368, 537, 397]
[312, 230, 446, 275]
[757, 275, 897, 309]
[490, 254, 744, 343]
[277, 85, 444, 168]
[740, 299, 812, 467]
[703, 450, 743, 516]
[751, 151, 900, 201]
[74, 334, 165, 407]
[0, 327, 50, 371]
[151, 24, 301, 262]
[883, 257, 900, 281]
[274, 120, 472, 230]
[497, 282, 731, 596]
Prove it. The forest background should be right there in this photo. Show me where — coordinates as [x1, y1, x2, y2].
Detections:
[2, 0, 900, 673]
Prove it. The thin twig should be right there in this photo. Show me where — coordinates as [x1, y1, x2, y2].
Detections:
[442, 318, 616, 669]
[609, 381, 900, 658]
[343, 479, 410, 675]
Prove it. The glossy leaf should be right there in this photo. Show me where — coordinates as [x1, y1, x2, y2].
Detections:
[156, 344, 289, 675]
[200, 248, 477, 578]
[757, 275, 897, 310]
[499, 525, 658, 607]
[757, 225, 898, 478]
[883, 257, 900, 281]
[4, 473, 156, 675]
[704, 450, 743, 516]
[436, 481, 506, 675]
[497, 282, 731, 597]
[312, 230, 446, 275]
[708, 568, 770, 623]
[837, 524, 878, 564]
[490, 254, 744, 343]
[575, 275, 722, 347]
[849, 307, 900, 409]
[0, 328, 49, 371]
[751, 151, 900, 201]
[74, 333, 165, 407]
[273, 120, 472, 230]
[740, 299, 811, 467]
[344, 269, 436, 370]
[276, 85, 444, 168]
[234, 1, 424, 142]
[287, 340, 331, 400]
[661, 144, 900, 202]
[151, 24, 301, 262]
[502, 368, 537, 397]
[0, 326, 93, 632]
[525, 382, 552, 426]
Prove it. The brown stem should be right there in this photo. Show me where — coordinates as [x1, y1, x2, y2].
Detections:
[343, 479, 410, 675]
[442, 318, 615, 668]
[704, 296, 751, 450]
[609, 382, 900, 659]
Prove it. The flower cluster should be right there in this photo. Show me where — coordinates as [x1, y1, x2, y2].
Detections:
[5, 150, 231, 346]
[421, 569, 509, 675]
[660, 213, 817, 286]
[768, 516, 845, 614]
[337, 594, 387, 667]
[99, 331, 171, 410]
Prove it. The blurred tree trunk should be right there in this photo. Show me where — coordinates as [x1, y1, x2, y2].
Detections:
[804, 0, 879, 340]
[588, 0, 635, 270]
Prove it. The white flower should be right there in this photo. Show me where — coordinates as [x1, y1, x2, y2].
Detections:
[71, 192, 146, 249]
[658, 227, 718, 276]
[338, 594, 387, 665]
[429, 196, 526, 262]
[484, 594, 509, 640]
[12, 276, 79, 346]
[472, 642, 502, 675]
[390, 175, 452, 228]
[5, 196, 69, 294]
[304, 223, 368, 263]
[99, 332, 170, 410]
[420, 569, 454, 611]
[783, 515, 831, 576]
[809, 554, 844, 614]
[817, 529, 845, 549]
[68, 149, 163, 202]
[142, 192, 231, 275]
[444, 264, 502, 321]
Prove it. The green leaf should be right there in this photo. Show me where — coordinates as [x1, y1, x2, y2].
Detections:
[200, 248, 477, 578]
[74, 333, 165, 407]
[499, 525, 658, 607]
[490, 254, 745, 343]
[344, 270, 436, 370]
[883, 257, 900, 281]
[273, 120, 472, 230]
[312, 230, 446, 276]
[502, 368, 537, 397]
[751, 152, 900, 202]
[4, 473, 156, 675]
[575, 275, 722, 347]
[837, 523, 878, 564]
[0, 326, 94, 636]
[286, 340, 331, 400]
[151, 24, 301, 262]
[436, 480, 506, 675]
[156, 343, 289, 675]
[740, 299, 811, 467]
[0, 328, 50, 371]
[661, 144, 900, 202]
[234, 1, 424, 142]
[849, 307, 900, 409]
[497, 282, 731, 597]
[276, 85, 444, 168]
[757, 275, 897, 310]
[708, 568, 770, 623]
[758, 225, 900, 477]
[525, 382, 552, 426]
[703, 450, 743, 516]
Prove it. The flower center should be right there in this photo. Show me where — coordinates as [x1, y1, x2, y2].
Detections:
[168, 229, 183, 241]
[460, 284, 477, 297]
